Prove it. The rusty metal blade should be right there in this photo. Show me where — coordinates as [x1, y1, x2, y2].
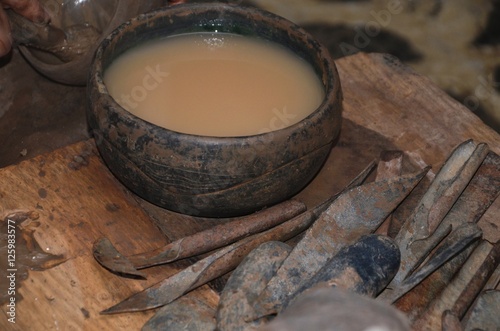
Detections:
[440, 152, 500, 231]
[393, 241, 479, 323]
[100, 207, 321, 314]
[462, 289, 500, 330]
[216, 241, 291, 331]
[142, 294, 217, 331]
[403, 223, 482, 285]
[100, 236, 262, 314]
[403, 223, 453, 277]
[483, 263, 500, 290]
[100, 161, 377, 314]
[132, 199, 306, 269]
[375, 150, 404, 236]
[461, 258, 500, 329]
[286, 234, 401, 309]
[93, 199, 306, 277]
[92, 237, 147, 278]
[450, 244, 500, 320]
[251, 167, 429, 318]
[412, 240, 500, 330]
[392, 141, 489, 285]
[378, 223, 482, 303]
[380, 150, 499, 311]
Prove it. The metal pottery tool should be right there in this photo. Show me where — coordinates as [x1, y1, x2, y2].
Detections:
[379, 143, 500, 306]
[99, 161, 426, 314]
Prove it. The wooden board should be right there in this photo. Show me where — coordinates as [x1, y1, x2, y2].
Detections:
[1, 52, 499, 330]
[0, 142, 219, 330]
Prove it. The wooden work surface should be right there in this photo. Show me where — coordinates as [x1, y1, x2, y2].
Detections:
[1, 53, 499, 330]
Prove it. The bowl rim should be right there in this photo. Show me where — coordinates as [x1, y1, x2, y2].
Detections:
[90, 2, 342, 143]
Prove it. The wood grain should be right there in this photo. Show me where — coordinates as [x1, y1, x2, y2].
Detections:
[0, 141, 218, 330]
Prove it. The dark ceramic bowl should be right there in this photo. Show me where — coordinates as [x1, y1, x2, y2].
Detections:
[87, 3, 342, 217]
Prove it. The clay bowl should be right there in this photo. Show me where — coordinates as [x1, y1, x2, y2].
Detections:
[87, 3, 342, 217]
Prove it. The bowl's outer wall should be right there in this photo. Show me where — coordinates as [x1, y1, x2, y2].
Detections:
[87, 4, 343, 217]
